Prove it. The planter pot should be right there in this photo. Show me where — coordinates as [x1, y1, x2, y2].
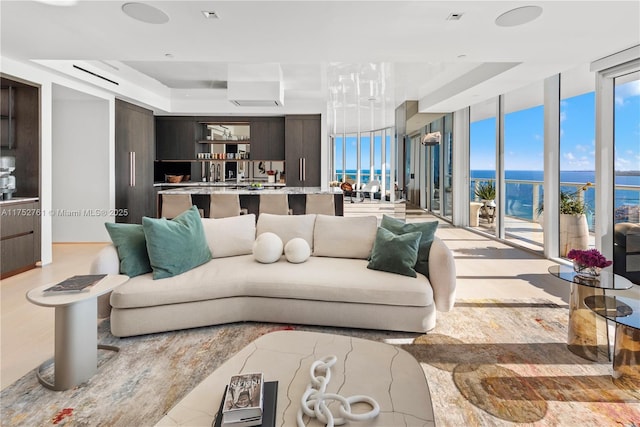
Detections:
[560, 213, 589, 257]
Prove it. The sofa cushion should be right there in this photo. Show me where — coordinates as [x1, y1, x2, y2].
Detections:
[313, 215, 377, 259]
[110, 255, 433, 309]
[367, 227, 422, 277]
[284, 237, 311, 263]
[201, 214, 256, 258]
[380, 215, 438, 278]
[256, 213, 316, 249]
[142, 206, 212, 279]
[104, 222, 152, 277]
[253, 232, 283, 264]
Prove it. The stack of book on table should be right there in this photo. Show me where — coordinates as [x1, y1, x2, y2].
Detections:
[215, 372, 278, 427]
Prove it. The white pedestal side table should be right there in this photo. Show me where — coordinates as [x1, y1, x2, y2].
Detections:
[26, 274, 128, 391]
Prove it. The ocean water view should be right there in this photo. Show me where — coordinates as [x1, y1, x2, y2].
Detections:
[335, 168, 640, 223]
[472, 170, 640, 224]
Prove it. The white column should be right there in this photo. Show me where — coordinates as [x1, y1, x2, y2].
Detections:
[452, 108, 470, 227]
[543, 74, 561, 259]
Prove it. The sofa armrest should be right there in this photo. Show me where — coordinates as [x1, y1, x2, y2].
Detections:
[90, 244, 121, 275]
[90, 244, 123, 319]
[428, 236, 457, 312]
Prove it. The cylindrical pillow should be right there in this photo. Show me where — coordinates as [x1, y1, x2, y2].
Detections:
[284, 237, 311, 263]
[253, 232, 283, 264]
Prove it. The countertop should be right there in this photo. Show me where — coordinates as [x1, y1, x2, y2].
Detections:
[0, 197, 39, 206]
[154, 181, 286, 188]
[157, 186, 342, 195]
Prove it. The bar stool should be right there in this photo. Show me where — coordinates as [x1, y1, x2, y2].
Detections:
[209, 193, 247, 218]
[305, 194, 335, 215]
[259, 194, 291, 215]
[161, 194, 193, 219]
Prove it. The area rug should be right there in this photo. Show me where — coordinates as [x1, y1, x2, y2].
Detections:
[1, 299, 639, 426]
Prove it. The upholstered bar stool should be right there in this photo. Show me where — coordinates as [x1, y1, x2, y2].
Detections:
[305, 193, 335, 215]
[209, 193, 247, 218]
[161, 194, 193, 219]
[259, 194, 291, 215]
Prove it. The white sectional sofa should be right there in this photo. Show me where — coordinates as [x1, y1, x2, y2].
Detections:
[91, 212, 457, 337]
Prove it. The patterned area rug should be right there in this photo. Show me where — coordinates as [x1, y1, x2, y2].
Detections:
[1, 299, 639, 426]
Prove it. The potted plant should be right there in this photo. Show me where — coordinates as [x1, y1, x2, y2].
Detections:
[474, 181, 496, 202]
[567, 248, 612, 278]
[474, 181, 496, 222]
[538, 183, 592, 257]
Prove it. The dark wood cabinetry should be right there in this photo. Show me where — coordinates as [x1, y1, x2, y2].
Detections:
[155, 117, 197, 160]
[0, 75, 40, 278]
[1, 200, 41, 279]
[250, 117, 285, 160]
[1, 75, 40, 198]
[285, 115, 321, 187]
[115, 99, 155, 223]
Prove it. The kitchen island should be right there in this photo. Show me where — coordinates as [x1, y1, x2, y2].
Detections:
[156, 186, 344, 217]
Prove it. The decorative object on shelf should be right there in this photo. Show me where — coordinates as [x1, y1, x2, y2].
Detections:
[567, 248, 612, 279]
[296, 355, 379, 427]
[267, 170, 276, 183]
[165, 174, 184, 183]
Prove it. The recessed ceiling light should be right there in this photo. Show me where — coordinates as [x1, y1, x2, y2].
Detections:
[122, 2, 169, 24]
[202, 11, 220, 19]
[495, 6, 543, 27]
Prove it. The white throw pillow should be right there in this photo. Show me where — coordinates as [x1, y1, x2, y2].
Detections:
[201, 214, 256, 258]
[256, 213, 316, 249]
[284, 238, 311, 263]
[313, 214, 378, 259]
[253, 232, 283, 264]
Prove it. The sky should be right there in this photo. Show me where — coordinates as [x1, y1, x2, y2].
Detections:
[470, 79, 640, 172]
[334, 79, 639, 175]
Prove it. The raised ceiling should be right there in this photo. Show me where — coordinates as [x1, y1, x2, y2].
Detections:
[1, 1, 639, 131]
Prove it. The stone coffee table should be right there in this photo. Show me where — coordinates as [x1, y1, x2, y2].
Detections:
[156, 330, 435, 426]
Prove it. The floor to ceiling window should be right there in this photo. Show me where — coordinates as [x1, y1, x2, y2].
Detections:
[613, 70, 640, 282]
[428, 119, 441, 215]
[470, 98, 498, 235]
[561, 70, 596, 256]
[442, 114, 453, 219]
[503, 82, 544, 252]
[331, 127, 395, 200]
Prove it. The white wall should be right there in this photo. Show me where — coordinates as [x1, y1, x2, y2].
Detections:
[1, 57, 116, 262]
[52, 86, 110, 242]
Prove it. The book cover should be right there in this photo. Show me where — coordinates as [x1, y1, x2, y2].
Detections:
[222, 373, 264, 424]
[43, 274, 107, 294]
[215, 381, 278, 427]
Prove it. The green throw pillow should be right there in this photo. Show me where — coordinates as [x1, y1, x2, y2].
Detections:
[367, 227, 422, 278]
[142, 205, 212, 279]
[380, 215, 438, 278]
[104, 222, 152, 277]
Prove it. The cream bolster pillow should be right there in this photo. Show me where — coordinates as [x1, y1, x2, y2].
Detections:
[201, 214, 256, 258]
[256, 213, 316, 249]
[313, 214, 378, 259]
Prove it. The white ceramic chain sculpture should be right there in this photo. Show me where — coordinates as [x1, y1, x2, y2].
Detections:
[296, 355, 380, 427]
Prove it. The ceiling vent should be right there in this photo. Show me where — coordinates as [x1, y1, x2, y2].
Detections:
[227, 64, 284, 107]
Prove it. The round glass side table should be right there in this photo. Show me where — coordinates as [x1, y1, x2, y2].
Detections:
[584, 294, 640, 398]
[548, 264, 634, 362]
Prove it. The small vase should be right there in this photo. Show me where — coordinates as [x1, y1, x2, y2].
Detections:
[573, 261, 601, 279]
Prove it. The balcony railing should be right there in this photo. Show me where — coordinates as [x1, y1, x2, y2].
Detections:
[470, 178, 640, 231]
